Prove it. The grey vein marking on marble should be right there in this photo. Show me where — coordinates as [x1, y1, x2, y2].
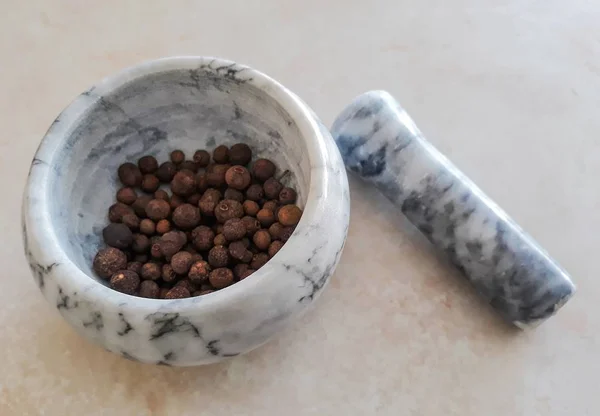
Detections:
[331, 90, 575, 329]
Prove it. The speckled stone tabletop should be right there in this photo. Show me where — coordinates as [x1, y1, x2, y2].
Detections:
[2, 1, 599, 414]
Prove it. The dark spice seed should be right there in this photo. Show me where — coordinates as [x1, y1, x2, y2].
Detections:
[242, 216, 261, 237]
[208, 245, 229, 268]
[280, 226, 295, 242]
[188, 260, 211, 284]
[171, 251, 194, 275]
[179, 160, 199, 173]
[243, 200, 260, 216]
[156, 161, 177, 183]
[139, 219, 156, 235]
[233, 263, 249, 279]
[93, 248, 127, 279]
[139, 280, 160, 298]
[279, 187, 297, 204]
[170, 150, 185, 165]
[253, 229, 271, 251]
[145, 199, 171, 221]
[138, 155, 159, 174]
[278, 204, 302, 226]
[187, 193, 201, 205]
[127, 261, 143, 275]
[193, 150, 211, 167]
[262, 200, 278, 212]
[132, 195, 153, 217]
[162, 264, 177, 283]
[213, 233, 227, 246]
[103, 223, 133, 249]
[198, 189, 222, 216]
[268, 240, 284, 257]
[263, 178, 283, 200]
[223, 218, 247, 241]
[250, 253, 269, 270]
[108, 202, 134, 223]
[245, 184, 264, 201]
[170, 194, 185, 210]
[141, 174, 160, 193]
[110, 270, 140, 295]
[215, 199, 244, 223]
[154, 189, 170, 201]
[212, 145, 229, 163]
[118, 163, 143, 187]
[165, 286, 190, 299]
[224, 188, 244, 203]
[196, 173, 209, 192]
[131, 234, 151, 253]
[175, 279, 196, 293]
[191, 225, 215, 251]
[122, 213, 140, 230]
[171, 170, 196, 197]
[256, 209, 276, 227]
[140, 262, 162, 281]
[238, 268, 255, 280]
[229, 143, 252, 166]
[116, 187, 137, 205]
[209, 268, 234, 289]
[156, 219, 171, 235]
[225, 166, 252, 190]
[252, 159, 276, 182]
[229, 241, 251, 262]
[172, 204, 201, 229]
[134, 254, 149, 263]
[206, 164, 231, 187]
[159, 287, 170, 299]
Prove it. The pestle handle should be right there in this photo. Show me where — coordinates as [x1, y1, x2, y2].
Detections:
[331, 90, 575, 328]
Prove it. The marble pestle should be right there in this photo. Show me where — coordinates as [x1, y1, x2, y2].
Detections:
[331, 90, 575, 328]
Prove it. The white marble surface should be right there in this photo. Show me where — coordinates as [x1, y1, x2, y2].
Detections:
[2, 0, 599, 414]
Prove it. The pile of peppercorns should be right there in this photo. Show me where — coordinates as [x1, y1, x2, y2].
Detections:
[92, 143, 302, 299]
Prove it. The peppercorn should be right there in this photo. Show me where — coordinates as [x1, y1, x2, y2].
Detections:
[278, 204, 302, 226]
[158, 231, 187, 260]
[170, 149, 185, 165]
[191, 253, 203, 263]
[280, 226, 295, 242]
[223, 218, 247, 241]
[229, 143, 252, 165]
[208, 245, 229, 268]
[188, 260, 211, 284]
[213, 145, 229, 163]
[190, 225, 214, 251]
[196, 173, 208, 192]
[252, 159, 276, 182]
[268, 240, 284, 257]
[162, 264, 177, 283]
[140, 262, 161, 281]
[102, 223, 133, 249]
[209, 268, 234, 289]
[156, 161, 177, 183]
[170, 170, 196, 196]
[169, 194, 185, 210]
[175, 279, 196, 293]
[193, 150, 211, 167]
[110, 270, 140, 295]
[214, 233, 227, 246]
[229, 241, 252, 262]
[263, 178, 283, 200]
[213, 223, 225, 234]
[116, 187, 137, 205]
[138, 155, 159, 174]
[108, 202, 134, 223]
[171, 251, 194, 275]
[181, 161, 200, 173]
[139, 219, 156, 235]
[196, 289, 215, 296]
[198, 189, 221, 216]
[187, 193, 201, 205]
[139, 280, 160, 298]
[256, 209, 276, 227]
[145, 199, 171, 221]
[241, 216, 261, 237]
[127, 261, 143, 275]
[262, 200, 278, 212]
[279, 187, 297, 204]
[122, 213, 140, 230]
[215, 199, 244, 223]
[156, 219, 171, 235]
[243, 200, 260, 216]
[150, 243, 162, 258]
[206, 164, 230, 187]
[253, 229, 271, 251]
[245, 184, 264, 201]
[154, 189, 169, 201]
[172, 204, 201, 229]
[134, 254, 149, 263]
[233, 263, 249, 279]
[224, 188, 244, 203]
[250, 253, 269, 270]
[159, 287, 170, 299]
[239, 269, 255, 280]
[118, 163, 143, 187]
[132, 195, 153, 217]
[93, 248, 127, 279]
[141, 174, 160, 193]
[130, 233, 150, 254]
[165, 286, 190, 299]
[225, 166, 252, 190]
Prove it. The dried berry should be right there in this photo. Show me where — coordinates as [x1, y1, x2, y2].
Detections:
[250, 253, 269, 270]
[280, 226, 295, 242]
[196, 173, 209, 192]
[208, 245, 229, 268]
[199, 189, 222, 216]
[145, 199, 171, 221]
[131, 234, 151, 254]
[138, 155, 159, 174]
[103, 223, 133, 249]
[191, 226, 215, 251]
[229, 143, 252, 165]
[187, 193, 201, 205]
[213, 145, 229, 163]
[170, 194, 185, 210]
[229, 241, 252, 262]
[93, 248, 127, 279]
[196, 289, 215, 296]
[159, 287, 170, 299]
[245, 184, 264, 201]
[206, 164, 230, 187]
[224, 188, 244, 202]
[170, 149, 185, 165]
[175, 279, 196, 293]
[158, 231, 187, 260]
[278, 204, 302, 226]
[279, 187, 297, 204]
[225, 166, 252, 190]
[180, 161, 199, 173]
[127, 261, 143, 275]
[253, 229, 271, 251]
[263, 178, 283, 200]
[233, 263, 249, 279]
[193, 150, 211, 167]
[122, 213, 140, 230]
[154, 189, 170, 201]
[268, 240, 284, 257]
[156, 161, 177, 183]
[172, 204, 201, 229]
[116, 187, 137, 205]
[243, 200, 260, 216]
[140, 262, 161, 281]
[171, 251, 194, 275]
[256, 209, 275, 227]
[156, 219, 171, 235]
[162, 264, 177, 283]
[150, 243, 162, 258]
[139, 280, 160, 298]
[262, 200, 278, 212]
[223, 218, 246, 241]
[242, 216, 261, 237]
[213, 223, 225, 235]
[215, 199, 244, 223]
[209, 268, 234, 289]
[118, 163, 143, 187]
[165, 286, 190, 299]
[132, 195, 153, 217]
[134, 254, 149, 263]
[170, 170, 196, 196]
[188, 260, 211, 284]
[252, 159, 276, 182]
[108, 202, 134, 223]
[139, 219, 156, 235]
[239, 268, 255, 280]
[141, 174, 160, 193]
[110, 270, 140, 295]
[214, 233, 227, 246]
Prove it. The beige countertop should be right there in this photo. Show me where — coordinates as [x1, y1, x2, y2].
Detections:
[2, 1, 599, 414]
